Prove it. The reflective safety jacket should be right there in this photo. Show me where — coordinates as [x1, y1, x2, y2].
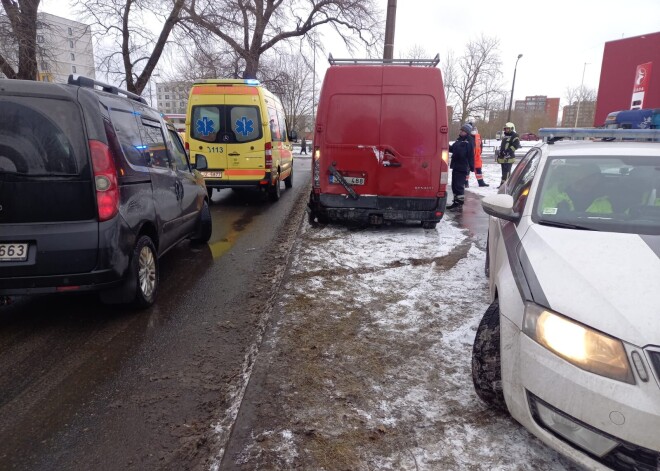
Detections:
[541, 188, 613, 214]
[474, 133, 483, 168]
[498, 131, 521, 164]
[586, 196, 613, 213]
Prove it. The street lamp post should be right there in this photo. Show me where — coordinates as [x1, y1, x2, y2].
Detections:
[574, 62, 589, 127]
[507, 54, 523, 123]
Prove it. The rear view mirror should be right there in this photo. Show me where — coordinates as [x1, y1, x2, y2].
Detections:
[288, 130, 298, 142]
[194, 154, 208, 171]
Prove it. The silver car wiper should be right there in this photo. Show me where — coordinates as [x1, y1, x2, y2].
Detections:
[538, 220, 596, 230]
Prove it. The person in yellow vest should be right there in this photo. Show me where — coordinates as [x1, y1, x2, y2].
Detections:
[497, 122, 521, 188]
[542, 170, 613, 214]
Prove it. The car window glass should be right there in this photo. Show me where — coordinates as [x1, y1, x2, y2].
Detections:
[191, 106, 220, 143]
[167, 128, 189, 172]
[109, 109, 148, 167]
[0, 98, 84, 175]
[510, 150, 540, 213]
[139, 119, 170, 169]
[230, 105, 262, 143]
[276, 109, 288, 142]
[506, 149, 535, 195]
[267, 107, 283, 142]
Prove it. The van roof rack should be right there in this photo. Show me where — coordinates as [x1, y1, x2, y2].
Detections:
[328, 53, 440, 67]
[68, 74, 148, 105]
[538, 127, 660, 144]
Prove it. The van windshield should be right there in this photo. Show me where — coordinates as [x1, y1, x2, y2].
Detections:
[191, 105, 262, 144]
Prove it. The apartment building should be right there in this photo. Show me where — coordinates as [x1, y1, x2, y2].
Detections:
[561, 101, 597, 127]
[36, 13, 95, 83]
[514, 95, 560, 125]
[156, 81, 191, 114]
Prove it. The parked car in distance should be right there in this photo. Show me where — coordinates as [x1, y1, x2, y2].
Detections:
[473, 127, 660, 470]
[185, 79, 295, 201]
[308, 54, 449, 229]
[0, 75, 212, 308]
[520, 132, 539, 141]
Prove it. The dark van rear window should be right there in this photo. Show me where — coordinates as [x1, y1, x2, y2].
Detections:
[191, 105, 262, 143]
[0, 98, 86, 175]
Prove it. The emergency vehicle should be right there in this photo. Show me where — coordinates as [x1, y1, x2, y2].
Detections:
[474, 127, 660, 470]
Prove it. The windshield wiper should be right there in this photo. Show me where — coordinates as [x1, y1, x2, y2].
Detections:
[538, 220, 596, 230]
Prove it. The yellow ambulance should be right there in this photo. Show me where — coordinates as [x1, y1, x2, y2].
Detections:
[185, 79, 295, 201]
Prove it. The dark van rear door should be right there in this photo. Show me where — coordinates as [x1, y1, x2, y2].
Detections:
[0, 94, 98, 277]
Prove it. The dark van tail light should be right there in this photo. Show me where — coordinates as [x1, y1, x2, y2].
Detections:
[265, 142, 273, 169]
[89, 140, 119, 222]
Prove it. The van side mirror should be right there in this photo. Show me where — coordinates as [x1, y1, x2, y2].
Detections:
[288, 130, 298, 142]
[194, 154, 208, 171]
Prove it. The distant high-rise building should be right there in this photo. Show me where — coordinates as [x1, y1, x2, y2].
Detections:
[35, 13, 95, 83]
[561, 101, 597, 127]
[156, 81, 191, 114]
[514, 95, 560, 125]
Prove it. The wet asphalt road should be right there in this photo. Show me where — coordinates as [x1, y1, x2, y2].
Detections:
[0, 157, 312, 470]
[0, 161, 490, 470]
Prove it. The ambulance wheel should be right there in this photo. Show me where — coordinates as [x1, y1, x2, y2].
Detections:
[472, 300, 506, 411]
[269, 173, 281, 201]
[284, 167, 293, 188]
[421, 221, 437, 229]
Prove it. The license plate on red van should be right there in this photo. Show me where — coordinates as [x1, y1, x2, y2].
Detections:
[329, 175, 365, 185]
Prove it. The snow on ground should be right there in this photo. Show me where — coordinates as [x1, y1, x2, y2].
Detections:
[229, 159, 580, 469]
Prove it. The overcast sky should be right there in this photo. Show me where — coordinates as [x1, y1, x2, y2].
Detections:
[42, 0, 660, 106]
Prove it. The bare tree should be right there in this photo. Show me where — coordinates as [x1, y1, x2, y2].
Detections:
[0, 0, 40, 80]
[565, 84, 597, 106]
[448, 35, 504, 124]
[174, 40, 245, 81]
[260, 51, 314, 134]
[73, 0, 185, 94]
[182, 0, 383, 79]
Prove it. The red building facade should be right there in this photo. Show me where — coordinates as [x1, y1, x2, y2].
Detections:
[594, 31, 660, 126]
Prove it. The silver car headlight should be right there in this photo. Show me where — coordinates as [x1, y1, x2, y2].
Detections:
[523, 303, 634, 384]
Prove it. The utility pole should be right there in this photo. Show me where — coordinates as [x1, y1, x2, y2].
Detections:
[574, 62, 589, 127]
[507, 54, 523, 123]
[383, 0, 397, 60]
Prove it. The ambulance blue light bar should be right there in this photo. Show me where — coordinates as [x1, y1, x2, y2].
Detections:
[244, 79, 260, 86]
[539, 128, 660, 142]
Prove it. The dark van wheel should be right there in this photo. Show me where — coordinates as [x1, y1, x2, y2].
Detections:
[100, 235, 158, 309]
[421, 221, 437, 229]
[284, 167, 293, 188]
[269, 172, 281, 201]
[191, 201, 212, 243]
[472, 300, 506, 411]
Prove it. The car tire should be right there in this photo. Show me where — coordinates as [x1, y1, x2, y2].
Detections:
[191, 201, 212, 243]
[421, 221, 437, 229]
[269, 172, 281, 201]
[284, 167, 293, 189]
[471, 299, 506, 410]
[100, 235, 158, 309]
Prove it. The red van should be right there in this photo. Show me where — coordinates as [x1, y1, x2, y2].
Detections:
[308, 56, 449, 229]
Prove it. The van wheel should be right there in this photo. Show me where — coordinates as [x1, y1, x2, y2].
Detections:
[269, 172, 281, 201]
[191, 201, 212, 243]
[207, 187, 214, 201]
[472, 300, 506, 411]
[284, 167, 293, 188]
[421, 221, 437, 229]
[100, 235, 158, 309]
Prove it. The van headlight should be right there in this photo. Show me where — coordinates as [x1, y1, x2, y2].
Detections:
[523, 303, 634, 384]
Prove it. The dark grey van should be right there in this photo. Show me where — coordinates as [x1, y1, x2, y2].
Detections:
[0, 76, 212, 308]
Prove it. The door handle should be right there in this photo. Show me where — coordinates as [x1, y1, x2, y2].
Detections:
[174, 180, 183, 200]
[228, 152, 240, 156]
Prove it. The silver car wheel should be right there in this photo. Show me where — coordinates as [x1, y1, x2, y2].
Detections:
[138, 245, 156, 298]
